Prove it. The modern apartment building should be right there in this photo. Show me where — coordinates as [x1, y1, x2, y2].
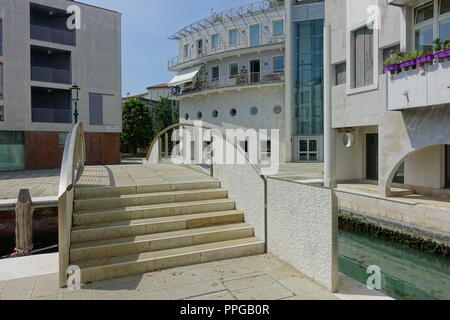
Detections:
[324, 0, 450, 196]
[167, 0, 325, 163]
[0, 0, 122, 171]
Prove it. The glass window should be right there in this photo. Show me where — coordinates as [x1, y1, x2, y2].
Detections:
[440, 0, 450, 14]
[89, 93, 103, 125]
[230, 108, 237, 117]
[353, 26, 374, 88]
[334, 62, 346, 86]
[415, 26, 434, 50]
[0, 106, 4, 121]
[273, 20, 284, 36]
[229, 29, 238, 45]
[440, 19, 450, 40]
[197, 112, 202, 119]
[0, 20, 2, 56]
[0, 63, 3, 99]
[183, 44, 189, 58]
[250, 107, 258, 115]
[416, 3, 434, 24]
[273, 56, 285, 72]
[211, 34, 219, 49]
[212, 110, 219, 118]
[229, 63, 239, 78]
[211, 66, 220, 80]
[250, 25, 260, 46]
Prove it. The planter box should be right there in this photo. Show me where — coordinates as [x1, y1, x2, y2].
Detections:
[416, 54, 434, 64]
[384, 64, 401, 73]
[434, 49, 450, 59]
[399, 58, 417, 68]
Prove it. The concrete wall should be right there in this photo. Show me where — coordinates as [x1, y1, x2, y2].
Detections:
[405, 145, 445, 189]
[180, 85, 287, 161]
[267, 178, 338, 292]
[213, 163, 266, 242]
[0, 0, 122, 134]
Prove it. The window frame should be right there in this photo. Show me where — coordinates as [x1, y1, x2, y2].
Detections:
[229, 62, 239, 78]
[183, 44, 189, 59]
[211, 65, 220, 81]
[0, 105, 4, 122]
[272, 19, 284, 37]
[228, 29, 239, 46]
[298, 138, 319, 162]
[211, 33, 220, 50]
[249, 24, 261, 47]
[272, 56, 285, 73]
[413, 0, 450, 50]
[346, 20, 379, 95]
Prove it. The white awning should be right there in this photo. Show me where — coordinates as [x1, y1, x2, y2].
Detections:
[169, 66, 201, 86]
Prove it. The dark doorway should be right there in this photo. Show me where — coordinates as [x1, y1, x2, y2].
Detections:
[366, 133, 378, 180]
[250, 60, 260, 83]
[446, 145, 450, 188]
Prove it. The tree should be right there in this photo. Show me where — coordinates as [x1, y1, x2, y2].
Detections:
[121, 99, 153, 154]
[153, 97, 179, 134]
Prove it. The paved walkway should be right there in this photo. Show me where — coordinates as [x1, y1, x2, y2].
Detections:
[0, 254, 390, 300]
[0, 169, 60, 200]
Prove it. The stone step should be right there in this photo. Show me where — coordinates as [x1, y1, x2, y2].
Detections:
[73, 199, 236, 227]
[71, 210, 245, 243]
[73, 188, 228, 212]
[70, 223, 254, 262]
[78, 237, 265, 283]
[74, 180, 221, 200]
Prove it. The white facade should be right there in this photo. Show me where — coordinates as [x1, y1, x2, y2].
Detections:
[325, 0, 450, 195]
[167, 1, 288, 162]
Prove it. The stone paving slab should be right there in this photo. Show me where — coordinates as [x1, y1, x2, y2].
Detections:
[0, 169, 60, 200]
[0, 254, 392, 300]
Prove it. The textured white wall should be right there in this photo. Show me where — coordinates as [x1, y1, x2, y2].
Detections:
[267, 178, 338, 292]
[214, 163, 266, 242]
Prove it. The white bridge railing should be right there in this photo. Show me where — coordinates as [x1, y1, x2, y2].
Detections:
[58, 122, 86, 287]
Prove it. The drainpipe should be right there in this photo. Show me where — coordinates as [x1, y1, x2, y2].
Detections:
[324, 24, 336, 188]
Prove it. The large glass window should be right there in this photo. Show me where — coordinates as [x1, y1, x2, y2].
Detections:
[0, 131, 25, 171]
[414, 0, 450, 50]
[211, 66, 220, 80]
[89, 93, 104, 125]
[211, 34, 220, 49]
[293, 19, 324, 137]
[273, 20, 284, 36]
[250, 25, 260, 46]
[229, 29, 238, 45]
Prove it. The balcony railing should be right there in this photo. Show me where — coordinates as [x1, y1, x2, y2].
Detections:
[31, 66, 72, 84]
[32, 107, 72, 124]
[170, 70, 285, 97]
[30, 24, 76, 46]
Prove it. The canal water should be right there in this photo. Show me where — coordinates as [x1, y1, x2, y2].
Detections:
[339, 230, 450, 300]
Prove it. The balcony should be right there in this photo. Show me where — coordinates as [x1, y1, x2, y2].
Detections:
[30, 3, 76, 46]
[30, 25, 76, 46]
[31, 66, 71, 84]
[31, 45, 72, 84]
[169, 71, 285, 99]
[32, 107, 72, 124]
[387, 60, 450, 111]
[31, 86, 72, 123]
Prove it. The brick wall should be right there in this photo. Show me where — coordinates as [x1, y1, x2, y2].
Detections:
[24, 131, 120, 170]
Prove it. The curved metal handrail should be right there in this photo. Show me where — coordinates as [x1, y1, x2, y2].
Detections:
[57, 122, 86, 287]
[145, 123, 265, 181]
[58, 122, 86, 197]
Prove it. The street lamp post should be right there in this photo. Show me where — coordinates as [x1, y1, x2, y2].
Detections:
[71, 84, 81, 124]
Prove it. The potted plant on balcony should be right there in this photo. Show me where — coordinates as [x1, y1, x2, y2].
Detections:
[383, 50, 402, 73]
[399, 50, 422, 70]
[434, 39, 450, 60]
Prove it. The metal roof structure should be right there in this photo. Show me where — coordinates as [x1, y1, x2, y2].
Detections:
[168, 0, 285, 40]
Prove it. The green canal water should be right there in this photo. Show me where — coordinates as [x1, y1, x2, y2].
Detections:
[339, 230, 450, 300]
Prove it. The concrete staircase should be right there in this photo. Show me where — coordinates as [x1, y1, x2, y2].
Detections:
[71, 180, 264, 284]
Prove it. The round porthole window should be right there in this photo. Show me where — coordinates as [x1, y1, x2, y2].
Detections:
[184, 113, 190, 120]
[212, 110, 219, 118]
[343, 133, 355, 148]
[273, 105, 282, 114]
[230, 108, 237, 117]
[197, 112, 203, 119]
[250, 107, 258, 116]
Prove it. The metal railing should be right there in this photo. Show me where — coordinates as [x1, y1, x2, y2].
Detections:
[32, 107, 72, 124]
[169, 71, 285, 97]
[31, 66, 72, 84]
[58, 122, 86, 287]
[30, 24, 76, 46]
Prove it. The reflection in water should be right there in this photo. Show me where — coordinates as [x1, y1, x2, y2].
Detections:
[339, 230, 450, 300]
